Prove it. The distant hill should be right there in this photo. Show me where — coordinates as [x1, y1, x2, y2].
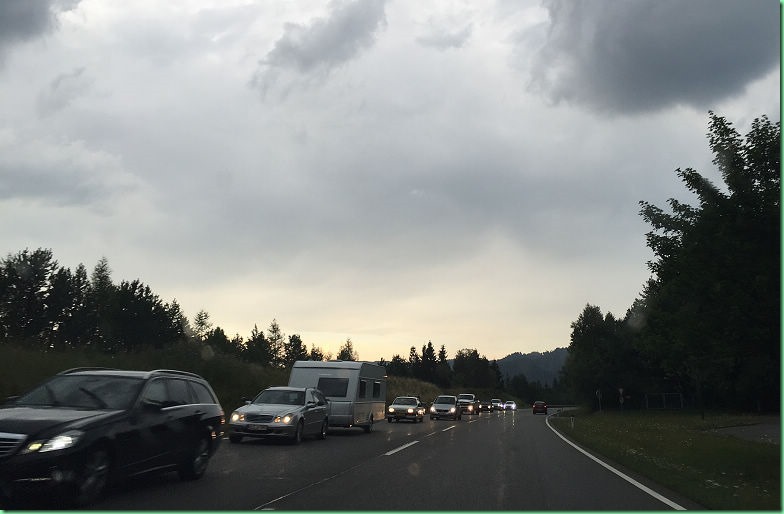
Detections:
[495, 348, 568, 387]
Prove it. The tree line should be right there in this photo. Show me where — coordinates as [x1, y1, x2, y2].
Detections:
[562, 113, 780, 413]
[0, 253, 532, 393]
[0, 250, 330, 368]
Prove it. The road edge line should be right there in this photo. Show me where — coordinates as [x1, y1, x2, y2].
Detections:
[545, 415, 686, 511]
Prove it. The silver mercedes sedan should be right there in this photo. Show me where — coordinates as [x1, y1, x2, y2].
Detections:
[228, 386, 329, 444]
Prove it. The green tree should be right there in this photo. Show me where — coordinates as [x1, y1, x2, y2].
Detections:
[308, 345, 327, 361]
[452, 348, 493, 388]
[192, 310, 213, 342]
[385, 354, 409, 376]
[637, 112, 780, 412]
[244, 324, 272, 366]
[408, 346, 421, 378]
[337, 337, 358, 361]
[284, 334, 309, 367]
[420, 341, 438, 381]
[0, 248, 59, 348]
[266, 319, 286, 368]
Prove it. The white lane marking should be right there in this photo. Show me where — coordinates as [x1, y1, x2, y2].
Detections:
[545, 415, 686, 511]
[442, 425, 456, 432]
[384, 440, 420, 456]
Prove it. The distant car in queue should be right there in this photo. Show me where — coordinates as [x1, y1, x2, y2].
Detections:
[387, 396, 426, 423]
[429, 395, 461, 421]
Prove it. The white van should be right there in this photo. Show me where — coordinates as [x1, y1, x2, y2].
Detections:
[288, 360, 387, 433]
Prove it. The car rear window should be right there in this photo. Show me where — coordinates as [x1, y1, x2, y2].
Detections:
[189, 381, 217, 404]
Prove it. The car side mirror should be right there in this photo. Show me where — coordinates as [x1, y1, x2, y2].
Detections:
[306, 401, 317, 408]
[4, 395, 19, 405]
[242, 397, 251, 405]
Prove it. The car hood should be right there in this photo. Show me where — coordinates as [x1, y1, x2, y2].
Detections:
[237, 403, 302, 416]
[432, 403, 455, 409]
[0, 406, 121, 436]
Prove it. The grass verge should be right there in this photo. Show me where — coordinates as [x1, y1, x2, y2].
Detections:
[548, 409, 780, 510]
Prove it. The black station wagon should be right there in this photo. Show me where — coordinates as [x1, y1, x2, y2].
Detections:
[0, 368, 224, 507]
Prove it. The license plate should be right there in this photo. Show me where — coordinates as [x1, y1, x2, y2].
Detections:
[247, 423, 268, 432]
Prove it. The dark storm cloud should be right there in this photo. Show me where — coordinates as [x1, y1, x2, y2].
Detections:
[252, 0, 387, 93]
[0, 0, 80, 63]
[527, 0, 780, 114]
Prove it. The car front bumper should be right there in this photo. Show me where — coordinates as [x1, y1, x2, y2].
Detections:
[0, 446, 88, 503]
[229, 422, 297, 439]
[387, 413, 421, 421]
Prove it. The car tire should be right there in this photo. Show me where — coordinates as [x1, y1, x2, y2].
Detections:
[363, 416, 373, 433]
[430, 415, 435, 420]
[291, 421, 304, 444]
[73, 446, 111, 506]
[319, 419, 328, 440]
[229, 434, 243, 444]
[387, 417, 392, 423]
[178, 436, 210, 480]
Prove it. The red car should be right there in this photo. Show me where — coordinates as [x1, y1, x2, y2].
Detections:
[532, 401, 548, 415]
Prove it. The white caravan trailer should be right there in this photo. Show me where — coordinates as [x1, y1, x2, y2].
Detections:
[288, 360, 387, 432]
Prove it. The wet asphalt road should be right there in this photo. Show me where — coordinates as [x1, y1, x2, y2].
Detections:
[77, 408, 701, 510]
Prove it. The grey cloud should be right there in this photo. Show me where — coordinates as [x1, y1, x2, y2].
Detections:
[0, 131, 139, 209]
[252, 0, 387, 94]
[0, 0, 80, 64]
[527, 0, 780, 114]
[37, 67, 93, 117]
[416, 24, 472, 50]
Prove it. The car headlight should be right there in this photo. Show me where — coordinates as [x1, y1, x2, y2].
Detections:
[274, 414, 294, 424]
[407, 408, 414, 414]
[430, 406, 435, 413]
[449, 407, 455, 413]
[468, 405, 473, 411]
[231, 411, 245, 423]
[388, 407, 395, 413]
[25, 430, 84, 453]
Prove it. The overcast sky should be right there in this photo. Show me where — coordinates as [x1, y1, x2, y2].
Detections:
[1, 0, 779, 361]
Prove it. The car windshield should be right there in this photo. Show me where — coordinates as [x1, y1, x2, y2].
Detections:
[434, 396, 455, 404]
[15, 375, 143, 410]
[393, 397, 416, 405]
[254, 389, 305, 406]
[457, 394, 473, 400]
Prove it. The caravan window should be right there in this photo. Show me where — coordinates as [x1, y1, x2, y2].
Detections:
[359, 380, 367, 399]
[373, 381, 381, 399]
[317, 377, 349, 398]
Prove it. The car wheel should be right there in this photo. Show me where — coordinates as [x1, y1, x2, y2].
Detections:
[178, 436, 210, 480]
[291, 421, 304, 444]
[73, 446, 110, 506]
[363, 416, 373, 433]
[430, 415, 435, 420]
[229, 434, 243, 444]
[319, 419, 328, 440]
[387, 417, 392, 423]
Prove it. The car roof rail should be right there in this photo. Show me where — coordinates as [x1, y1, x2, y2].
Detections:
[150, 369, 203, 379]
[58, 367, 119, 374]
